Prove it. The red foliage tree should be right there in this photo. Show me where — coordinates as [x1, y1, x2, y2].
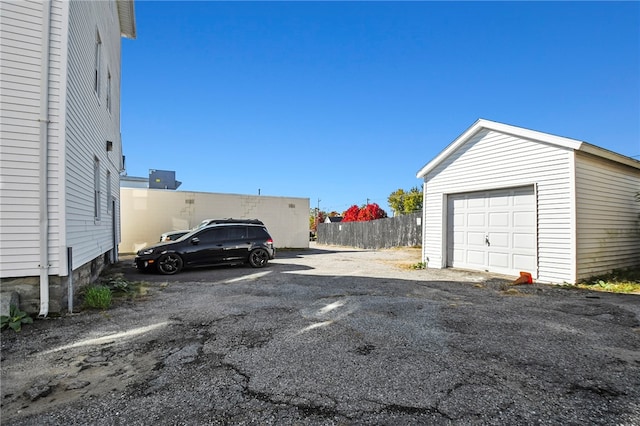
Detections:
[342, 205, 360, 222]
[357, 203, 387, 221]
[342, 203, 387, 222]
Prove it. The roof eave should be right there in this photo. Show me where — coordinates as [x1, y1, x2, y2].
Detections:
[117, 0, 137, 39]
[416, 119, 585, 179]
[578, 142, 640, 169]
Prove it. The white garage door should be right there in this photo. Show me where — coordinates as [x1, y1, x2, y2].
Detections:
[447, 186, 537, 277]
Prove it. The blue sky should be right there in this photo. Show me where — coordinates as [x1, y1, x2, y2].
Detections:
[121, 1, 639, 215]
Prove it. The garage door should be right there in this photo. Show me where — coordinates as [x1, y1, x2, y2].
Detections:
[447, 186, 537, 277]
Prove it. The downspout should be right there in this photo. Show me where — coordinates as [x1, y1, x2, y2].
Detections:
[39, 0, 52, 318]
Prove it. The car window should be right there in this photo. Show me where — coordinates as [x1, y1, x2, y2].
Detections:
[227, 226, 247, 240]
[195, 228, 228, 243]
[247, 226, 269, 239]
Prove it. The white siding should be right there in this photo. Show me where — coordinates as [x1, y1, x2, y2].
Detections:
[575, 153, 640, 279]
[65, 0, 123, 270]
[0, 1, 45, 277]
[47, 0, 69, 275]
[119, 189, 310, 253]
[423, 130, 575, 283]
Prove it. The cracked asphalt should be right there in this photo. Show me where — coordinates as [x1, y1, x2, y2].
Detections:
[1, 244, 639, 425]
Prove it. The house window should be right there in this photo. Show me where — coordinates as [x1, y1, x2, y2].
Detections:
[94, 31, 102, 97]
[106, 70, 112, 112]
[94, 157, 101, 220]
[106, 170, 112, 214]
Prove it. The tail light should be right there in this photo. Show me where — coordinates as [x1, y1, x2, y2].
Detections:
[266, 238, 273, 245]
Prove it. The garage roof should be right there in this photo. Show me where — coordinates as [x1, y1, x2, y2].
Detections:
[416, 119, 640, 178]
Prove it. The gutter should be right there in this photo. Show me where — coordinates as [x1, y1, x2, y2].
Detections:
[38, 0, 52, 318]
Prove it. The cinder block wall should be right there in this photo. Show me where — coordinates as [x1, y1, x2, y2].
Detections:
[119, 188, 310, 253]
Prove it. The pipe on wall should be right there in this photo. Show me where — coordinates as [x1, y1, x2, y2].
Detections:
[38, 0, 52, 318]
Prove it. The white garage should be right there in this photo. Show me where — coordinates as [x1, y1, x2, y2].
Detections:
[417, 119, 640, 284]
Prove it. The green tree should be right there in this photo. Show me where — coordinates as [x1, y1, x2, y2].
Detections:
[388, 186, 423, 215]
[404, 186, 423, 213]
[388, 189, 406, 216]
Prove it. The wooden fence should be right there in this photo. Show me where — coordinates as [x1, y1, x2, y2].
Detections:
[317, 212, 422, 249]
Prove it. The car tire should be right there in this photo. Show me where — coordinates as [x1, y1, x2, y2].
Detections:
[157, 253, 183, 275]
[248, 248, 269, 268]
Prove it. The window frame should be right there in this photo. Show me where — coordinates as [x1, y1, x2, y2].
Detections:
[106, 69, 112, 112]
[94, 157, 101, 221]
[94, 31, 102, 98]
[106, 170, 112, 214]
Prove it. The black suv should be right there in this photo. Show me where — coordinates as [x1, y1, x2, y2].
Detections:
[135, 222, 275, 275]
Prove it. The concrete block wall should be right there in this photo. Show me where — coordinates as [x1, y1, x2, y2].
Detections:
[120, 188, 310, 253]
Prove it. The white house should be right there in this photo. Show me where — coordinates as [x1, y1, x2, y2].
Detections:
[0, 0, 136, 314]
[416, 119, 640, 284]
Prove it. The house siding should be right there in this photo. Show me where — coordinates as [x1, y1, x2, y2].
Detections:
[423, 130, 575, 283]
[575, 152, 640, 279]
[0, 0, 46, 277]
[65, 0, 122, 270]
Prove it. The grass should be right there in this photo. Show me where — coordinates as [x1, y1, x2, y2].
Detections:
[84, 286, 112, 310]
[82, 272, 151, 311]
[576, 267, 640, 294]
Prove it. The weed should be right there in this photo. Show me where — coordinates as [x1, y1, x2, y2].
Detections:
[577, 267, 640, 294]
[410, 262, 427, 270]
[84, 285, 112, 310]
[99, 272, 149, 299]
[1, 304, 33, 332]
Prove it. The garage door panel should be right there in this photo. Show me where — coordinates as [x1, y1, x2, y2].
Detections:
[453, 230, 465, 244]
[468, 213, 485, 226]
[447, 186, 537, 277]
[488, 252, 509, 268]
[452, 248, 465, 263]
[466, 250, 486, 266]
[513, 190, 536, 204]
[513, 211, 535, 227]
[489, 195, 509, 207]
[513, 254, 536, 270]
[513, 233, 536, 250]
[467, 232, 486, 246]
[467, 197, 486, 208]
[490, 232, 509, 248]
[489, 212, 509, 227]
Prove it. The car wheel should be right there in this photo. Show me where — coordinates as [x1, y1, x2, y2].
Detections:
[157, 253, 183, 275]
[248, 248, 269, 268]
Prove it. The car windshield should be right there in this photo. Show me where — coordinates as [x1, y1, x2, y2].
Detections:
[173, 228, 200, 241]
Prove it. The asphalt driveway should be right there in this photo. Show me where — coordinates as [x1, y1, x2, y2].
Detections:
[1, 244, 639, 425]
